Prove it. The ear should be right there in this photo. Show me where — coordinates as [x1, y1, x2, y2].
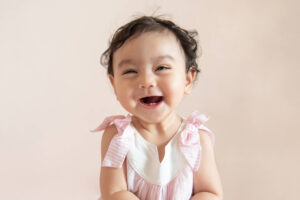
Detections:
[184, 69, 196, 94]
[108, 74, 118, 99]
[108, 74, 114, 87]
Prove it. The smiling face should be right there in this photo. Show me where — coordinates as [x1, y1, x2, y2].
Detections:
[109, 30, 195, 124]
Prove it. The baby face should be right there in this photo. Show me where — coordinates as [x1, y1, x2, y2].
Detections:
[109, 30, 194, 123]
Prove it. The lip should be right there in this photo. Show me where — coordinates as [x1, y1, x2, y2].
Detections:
[138, 97, 163, 109]
[138, 94, 163, 99]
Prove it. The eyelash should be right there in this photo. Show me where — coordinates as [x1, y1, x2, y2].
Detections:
[122, 65, 170, 75]
[156, 65, 170, 71]
[123, 69, 137, 74]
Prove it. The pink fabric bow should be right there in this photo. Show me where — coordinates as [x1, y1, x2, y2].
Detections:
[179, 110, 213, 171]
[91, 115, 133, 168]
[90, 115, 126, 132]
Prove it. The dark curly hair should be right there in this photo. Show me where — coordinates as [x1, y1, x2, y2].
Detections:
[100, 15, 201, 80]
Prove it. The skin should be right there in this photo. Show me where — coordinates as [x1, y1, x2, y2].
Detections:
[100, 30, 223, 200]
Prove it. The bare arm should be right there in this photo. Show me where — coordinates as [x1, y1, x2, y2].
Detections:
[191, 131, 223, 200]
[100, 125, 139, 200]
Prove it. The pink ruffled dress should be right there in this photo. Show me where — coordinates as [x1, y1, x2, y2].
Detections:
[91, 110, 214, 200]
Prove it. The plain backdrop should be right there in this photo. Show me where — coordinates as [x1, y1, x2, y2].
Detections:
[0, 0, 299, 199]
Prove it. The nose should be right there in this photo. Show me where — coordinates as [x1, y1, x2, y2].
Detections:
[138, 72, 156, 89]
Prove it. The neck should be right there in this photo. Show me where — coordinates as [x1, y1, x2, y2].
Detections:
[131, 111, 183, 136]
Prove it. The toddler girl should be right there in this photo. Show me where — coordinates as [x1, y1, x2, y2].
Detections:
[91, 16, 223, 200]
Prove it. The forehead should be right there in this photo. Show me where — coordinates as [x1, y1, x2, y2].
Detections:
[112, 30, 185, 68]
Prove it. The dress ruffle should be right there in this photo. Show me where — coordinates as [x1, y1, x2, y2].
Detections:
[126, 163, 193, 200]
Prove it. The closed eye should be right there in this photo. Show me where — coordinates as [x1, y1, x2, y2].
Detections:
[123, 69, 137, 74]
[156, 65, 170, 71]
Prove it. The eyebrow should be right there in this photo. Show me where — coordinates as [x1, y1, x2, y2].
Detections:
[152, 55, 175, 63]
[117, 59, 136, 69]
[117, 55, 175, 69]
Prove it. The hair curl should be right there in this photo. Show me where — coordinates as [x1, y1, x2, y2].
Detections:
[100, 16, 201, 80]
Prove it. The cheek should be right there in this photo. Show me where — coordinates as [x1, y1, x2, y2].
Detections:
[162, 74, 186, 99]
[114, 81, 135, 100]
[167, 73, 186, 90]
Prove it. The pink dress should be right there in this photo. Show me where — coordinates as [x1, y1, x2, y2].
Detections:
[91, 110, 214, 200]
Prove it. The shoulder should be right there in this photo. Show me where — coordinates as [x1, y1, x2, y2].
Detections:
[198, 129, 214, 149]
[102, 124, 118, 139]
[101, 124, 118, 160]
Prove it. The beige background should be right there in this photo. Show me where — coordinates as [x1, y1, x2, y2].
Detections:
[0, 0, 299, 199]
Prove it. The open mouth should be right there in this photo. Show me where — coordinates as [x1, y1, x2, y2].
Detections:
[139, 96, 164, 105]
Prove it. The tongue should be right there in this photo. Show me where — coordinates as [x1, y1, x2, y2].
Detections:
[142, 96, 162, 104]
